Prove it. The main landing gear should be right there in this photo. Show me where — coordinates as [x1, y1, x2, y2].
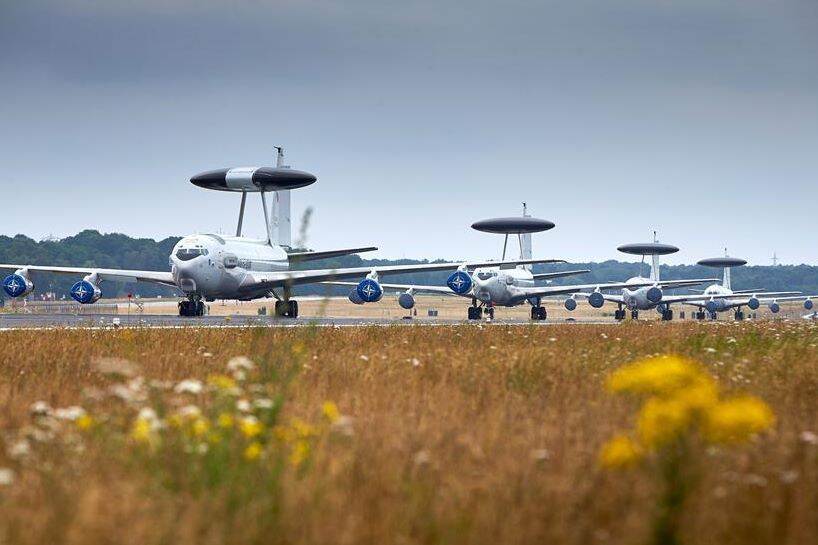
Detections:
[661, 308, 674, 321]
[734, 309, 745, 321]
[467, 300, 494, 320]
[179, 297, 205, 317]
[631, 309, 639, 320]
[614, 306, 626, 321]
[530, 305, 547, 321]
[274, 300, 299, 318]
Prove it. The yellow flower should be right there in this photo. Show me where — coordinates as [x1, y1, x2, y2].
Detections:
[636, 397, 692, 447]
[289, 439, 311, 467]
[130, 417, 156, 445]
[243, 441, 263, 461]
[191, 418, 209, 438]
[703, 396, 775, 444]
[167, 414, 183, 428]
[291, 418, 316, 439]
[321, 401, 341, 424]
[607, 355, 710, 397]
[239, 416, 263, 438]
[207, 431, 223, 444]
[599, 435, 643, 469]
[75, 414, 95, 431]
[208, 374, 237, 391]
[217, 413, 234, 429]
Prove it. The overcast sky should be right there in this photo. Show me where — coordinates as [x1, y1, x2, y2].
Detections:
[1, 0, 816, 265]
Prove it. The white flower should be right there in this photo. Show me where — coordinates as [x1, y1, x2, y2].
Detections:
[530, 448, 551, 462]
[227, 356, 255, 372]
[53, 406, 86, 421]
[704, 347, 717, 353]
[174, 379, 203, 395]
[29, 401, 52, 417]
[7, 440, 31, 460]
[253, 398, 274, 410]
[178, 405, 202, 418]
[236, 399, 252, 413]
[359, 355, 369, 361]
[138, 407, 158, 421]
[410, 358, 421, 367]
[0, 468, 14, 486]
[413, 450, 431, 466]
[800, 431, 818, 445]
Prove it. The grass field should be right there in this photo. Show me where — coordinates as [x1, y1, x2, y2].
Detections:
[0, 322, 817, 545]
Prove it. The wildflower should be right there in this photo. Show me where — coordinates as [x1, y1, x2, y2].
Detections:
[703, 396, 775, 444]
[91, 356, 138, 378]
[636, 397, 692, 447]
[207, 374, 237, 391]
[321, 401, 341, 423]
[0, 468, 15, 486]
[799, 431, 818, 445]
[236, 399, 252, 412]
[7, 439, 31, 460]
[239, 416, 263, 438]
[29, 401, 52, 417]
[290, 440, 311, 467]
[227, 356, 254, 372]
[244, 441, 263, 461]
[178, 405, 202, 419]
[607, 355, 708, 397]
[174, 379, 203, 395]
[530, 448, 551, 462]
[53, 406, 86, 421]
[359, 355, 369, 361]
[130, 417, 156, 445]
[413, 449, 431, 466]
[331, 415, 355, 437]
[599, 435, 643, 469]
[75, 414, 95, 431]
[253, 398, 275, 410]
[217, 413, 235, 429]
[190, 418, 209, 438]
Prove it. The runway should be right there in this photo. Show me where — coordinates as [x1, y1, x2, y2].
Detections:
[0, 313, 612, 330]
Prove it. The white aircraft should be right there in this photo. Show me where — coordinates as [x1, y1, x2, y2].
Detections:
[566, 235, 719, 321]
[0, 151, 558, 318]
[679, 254, 814, 320]
[328, 206, 687, 320]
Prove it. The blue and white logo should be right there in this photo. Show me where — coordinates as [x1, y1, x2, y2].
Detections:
[446, 271, 472, 295]
[2, 274, 28, 298]
[70, 280, 97, 304]
[356, 278, 383, 303]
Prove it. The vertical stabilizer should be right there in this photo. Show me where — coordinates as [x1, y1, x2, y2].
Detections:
[271, 147, 292, 248]
[649, 231, 660, 281]
[722, 248, 732, 290]
[519, 202, 533, 270]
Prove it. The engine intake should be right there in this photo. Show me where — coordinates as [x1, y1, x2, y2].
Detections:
[564, 297, 577, 311]
[2, 273, 34, 298]
[348, 288, 364, 305]
[646, 286, 663, 303]
[805, 299, 814, 311]
[446, 271, 473, 295]
[398, 292, 415, 310]
[748, 297, 760, 310]
[769, 302, 780, 314]
[356, 278, 383, 303]
[70, 280, 102, 304]
[588, 291, 604, 308]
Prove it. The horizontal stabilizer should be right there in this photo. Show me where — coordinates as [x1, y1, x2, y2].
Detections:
[287, 247, 378, 263]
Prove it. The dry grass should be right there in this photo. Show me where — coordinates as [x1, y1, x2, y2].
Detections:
[0, 322, 817, 545]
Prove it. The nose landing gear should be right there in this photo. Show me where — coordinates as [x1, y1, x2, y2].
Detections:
[734, 309, 745, 321]
[631, 309, 639, 320]
[614, 306, 626, 321]
[530, 306, 547, 321]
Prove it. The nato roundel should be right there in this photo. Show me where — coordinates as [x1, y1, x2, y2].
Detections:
[356, 278, 383, 303]
[70, 280, 98, 304]
[471, 217, 555, 234]
[697, 257, 748, 268]
[617, 243, 679, 256]
[446, 271, 473, 294]
[3, 274, 27, 298]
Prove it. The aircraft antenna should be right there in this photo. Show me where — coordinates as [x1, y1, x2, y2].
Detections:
[772, 252, 779, 266]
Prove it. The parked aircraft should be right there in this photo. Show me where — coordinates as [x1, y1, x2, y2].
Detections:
[567, 235, 718, 320]
[329, 207, 696, 320]
[680, 254, 813, 320]
[0, 151, 558, 318]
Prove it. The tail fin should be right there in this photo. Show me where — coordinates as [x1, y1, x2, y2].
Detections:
[649, 230, 660, 281]
[519, 202, 533, 270]
[271, 147, 292, 248]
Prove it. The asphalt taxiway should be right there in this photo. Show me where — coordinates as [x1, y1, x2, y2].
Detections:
[0, 313, 611, 329]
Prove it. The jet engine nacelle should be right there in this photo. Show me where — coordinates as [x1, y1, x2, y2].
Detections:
[356, 278, 383, 303]
[348, 288, 365, 305]
[588, 291, 604, 308]
[564, 297, 577, 311]
[70, 279, 102, 304]
[646, 286, 663, 304]
[769, 302, 780, 314]
[805, 299, 814, 310]
[2, 272, 34, 298]
[398, 292, 415, 310]
[748, 297, 760, 310]
[446, 271, 473, 295]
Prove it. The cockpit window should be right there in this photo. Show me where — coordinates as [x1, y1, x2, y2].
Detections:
[476, 271, 497, 280]
[176, 248, 208, 261]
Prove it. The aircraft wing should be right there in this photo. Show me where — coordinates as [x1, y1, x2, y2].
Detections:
[287, 246, 378, 263]
[0, 264, 176, 287]
[655, 278, 720, 289]
[513, 280, 656, 300]
[321, 281, 457, 296]
[531, 269, 590, 281]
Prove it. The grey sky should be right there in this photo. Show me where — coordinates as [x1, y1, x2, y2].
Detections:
[2, 0, 817, 264]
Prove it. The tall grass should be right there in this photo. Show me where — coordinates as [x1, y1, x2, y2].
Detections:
[0, 322, 816, 545]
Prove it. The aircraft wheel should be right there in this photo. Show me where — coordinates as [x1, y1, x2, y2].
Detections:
[196, 301, 205, 317]
[487, 307, 495, 320]
[614, 309, 624, 321]
[274, 300, 287, 317]
[662, 309, 673, 321]
[467, 307, 480, 320]
[734, 310, 744, 321]
[631, 310, 639, 320]
[289, 300, 299, 318]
